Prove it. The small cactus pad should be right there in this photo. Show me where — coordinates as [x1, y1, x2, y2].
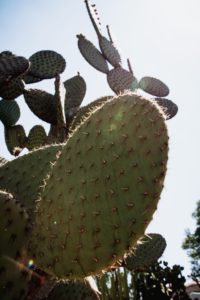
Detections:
[154, 98, 178, 120]
[0, 55, 30, 77]
[29, 93, 168, 279]
[0, 78, 24, 100]
[23, 73, 43, 84]
[0, 99, 20, 127]
[0, 144, 63, 216]
[47, 277, 100, 300]
[69, 95, 113, 132]
[138, 76, 169, 97]
[64, 74, 86, 122]
[0, 256, 32, 300]
[99, 36, 122, 68]
[0, 190, 30, 258]
[27, 125, 48, 151]
[77, 34, 109, 74]
[123, 233, 167, 271]
[24, 89, 57, 124]
[28, 50, 66, 79]
[4, 125, 26, 156]
[107, 67, 138, 94]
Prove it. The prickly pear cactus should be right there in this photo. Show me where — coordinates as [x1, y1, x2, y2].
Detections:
[0, 1, 178, 299]
[123, 233, 167, 271]
[28, 93, 168, 279]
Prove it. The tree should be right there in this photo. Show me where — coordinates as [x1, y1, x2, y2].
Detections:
[182, 200, 200, 283]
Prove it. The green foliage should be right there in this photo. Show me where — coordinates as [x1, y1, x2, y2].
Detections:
[182, 200, 200, 281]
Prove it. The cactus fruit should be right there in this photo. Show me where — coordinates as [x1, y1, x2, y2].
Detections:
[154, 98, 178, 120]
[0, 144, 63, 216]
[107, 67, 138, 94]
[0, 77, 24, 100]
[4, 124, 26, 156]
[27, 125, 48, 151]
[0, 99, 20, 127]
[28, 93, 168, 279]
[24, 89, 57, 125]
[138, 76, 169, 97]
[64, 73, 87, 124]
[0, 256, 32, 300]
[123, 233, 167, 271]
[28, 50, 66, 79]
[0, 190, 30, 258]
[77, 34, 109, 74]
[47, 277, 100, 300]
[0, 54, 30, 78]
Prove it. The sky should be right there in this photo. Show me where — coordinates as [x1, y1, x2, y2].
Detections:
[0, 0, 200, 278]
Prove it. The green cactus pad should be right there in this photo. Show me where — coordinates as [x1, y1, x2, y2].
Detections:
[24, 89, 57, 124]
[107, 67, 138, 94]
[123, 233, 167, 271]
[64, 73, 86, 123]
[99, 36, 122, 68]
[27, 125, 48, 151]
[0, 78, 25, 100]
[28, 50, 66, 79]
[29, 93, 168, 279]
[138, 76, 169, 97]
[0, 144, 63, 217]
[154, 98, 178, 120]
[77, 34, 109, 74]
[4, 125, 26, 156]
[69, 95, 113, 132]
[0, 99, 20, 127]
[0, 256, 32, 300]
[0, 55, 30, 77]
[0, 190, 30, 258]
[23, 73, 43, 84]
[47, 277, 100, 300]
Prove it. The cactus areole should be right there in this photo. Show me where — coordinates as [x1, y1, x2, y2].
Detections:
[28, 93, 169, 279]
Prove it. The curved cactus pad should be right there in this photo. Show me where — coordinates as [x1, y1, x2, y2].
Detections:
[0, 190, 30, 258]
[77, 34, 109, 74]
[0, 144, 63, 216]
[0, 55, 30, 77]
[0, 256, 32, 300]
[0, 99, 20, 127]
[27, 125, 47, 151]
[4, 125, 26, 156]
[64, 74, 86, 121]
[138, 76, 169, 97]
[0, 78, 24, 100]
[24, 89, 57, 124]
[99, 35, 122, 68]
[47, 277, 100, 300]
[69, 95, 113, 132]
[154, 98, 178, 120]
[123, 233, 167, 271]
[28, 93, 168, 279]
[107, 67, 138, 94]
[28, 50, 66, 79]
[0, 156, 8, 167]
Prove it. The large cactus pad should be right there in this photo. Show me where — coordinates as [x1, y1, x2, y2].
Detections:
[28, 93, 168, 279]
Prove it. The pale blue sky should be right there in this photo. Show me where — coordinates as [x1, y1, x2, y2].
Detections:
[0, 0, 200, 278]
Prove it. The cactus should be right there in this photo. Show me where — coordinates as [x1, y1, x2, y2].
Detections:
[28, 93, 168, 279]
[46, 277, 100, 300]
[0, 1, 179, 298]
[123, 233, 167, 271]
[0, 190, 30, 258]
